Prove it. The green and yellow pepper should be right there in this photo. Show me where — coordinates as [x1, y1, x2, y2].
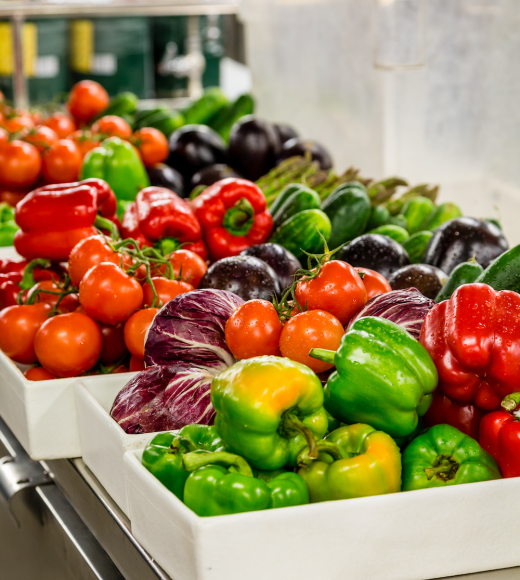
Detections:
[297, 424, 401, 502]
[310, 317, 438, 438]
[211, 356, 328, 470]
[80, 136, 149, 201]
[402, 424, 501, 491]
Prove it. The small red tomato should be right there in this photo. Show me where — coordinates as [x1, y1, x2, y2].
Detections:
[142, 277, 193, 308]
[355, 267, 392, 300]
[0, 140, 41, 188]
[97, 321, 128, 364]
[166, 249, 207, 288]
[27, 281, 79, 313]
[295, 260, 367, 325]
[20, 125, 59, 154]
[68, 80, 109, 124]
[124, 308, 159, 359]
[225, 300, 283, 359]
[279, 309, 344, 373]
[44, 112, 76, 139]
[68, 235, 123, 287]
[34, 312, 102, 377]
[24, 367, 57, 381]
[42, 139, 82, 184]
[92, 115, 132, 139]
[133, 127, 169, 166]
[129, 355, 145, 372]
[3, 115, 34, 134]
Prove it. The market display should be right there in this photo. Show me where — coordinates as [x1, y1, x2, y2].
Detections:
[1, 80, 520, 528]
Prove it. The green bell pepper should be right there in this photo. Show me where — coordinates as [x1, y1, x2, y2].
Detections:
[182, 451, 309, 516]
[402, 424, 501, 491]
[80, 136, 149, 201]
[142, 424, 224, 500]
[0, 221, 19, 247]
[211, 356, 329, 470]
[310, 317, 438, 438]
[297, 424, 402, 502]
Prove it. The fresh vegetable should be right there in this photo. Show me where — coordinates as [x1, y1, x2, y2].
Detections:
[422, 217, 508, 274]
[67, 80, 109, 124]
[142, 278, 192, 308]
[337, 234, 411, 280]
[401, 231, 433, 264]
[366, 205, 391, 231]
[162, 249, 207, 288]
[24, 367, 56, 381]
[402, 197, 435, 234]
[354, 267, 392, 300]
[297, 424, 401, 502]
[144, 289, 243, 369]
[423, 390, 484, 440]
[423, 202, 463, 231]
[210, 94, 255, 143]
[101, 91, 138, 119]
[273, 123, 298, 144]
[183, 87, 229, 126]
[0, 140, 41, 188]
[190, 164, 238, 191]
[278, 139, 333, 170]
[123, 308, 159, 359]
[21, 125, 59, 153]
[68, 234, 123, 287]
[387, 264, 447, 300]
[479, 392, 520, 478]
[272, 186, 321, 231]
[133, 127, 169, 167]
[435, 260, 483, 302]
[146, 163, 185, 198]
[192, 178, 273, 261]
[43, 113, 76, 139]
[269, 183, 309, 215]
[211, 356, 328, 470]
[81, 137, 150, 201]
[321, 183, 371, 247]
[98, 321, 128, 364]
[311, 317, 438, 438]
[367, 224, 409, 244]
[402, 424, 500, 491]
[71, 130, 101, 159]
[475, 243, 520, 293]
[92, 116, 132, 139]
[240, 243, 301, 291]
[0, 220, 18, 247]
[420, 283, 520, 411]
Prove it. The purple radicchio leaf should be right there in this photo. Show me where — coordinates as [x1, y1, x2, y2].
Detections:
[346, 287, 434, 339]
[110, 364, 217, 434]
[144, 289, 244, 369]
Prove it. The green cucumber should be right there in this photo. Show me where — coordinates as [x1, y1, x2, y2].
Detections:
[368, 225, 409, 245]
[270, 209, 331, 262]
[475, 245, 520, 292]
[182, 87, 229, 126]
[272, 188, 321, 230]
[133, 106, 169, 127]
[402, 197, 435, 234]
[424, 202, 462, 231]
[102, 92, 138, 119]
[366, 205, 390, 231]
[269, 183, 311, 214]
[435, 261, 484, 302]
[388, 215, 407, 230]
[402, 231, 433, 264]
[211, 94, 255, 143]
[321, 182, 371, 247]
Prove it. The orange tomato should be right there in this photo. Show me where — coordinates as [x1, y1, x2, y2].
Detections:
[133, 127, 169, 166]
[26, 281, 79, 313]
[91, 115, 132, 139]
[21, 125, 59, 154]
[162, 249, 207, 288]
[44, 112, 76, 139]
[68, 80, 109, 124]
[68, 235, 123, 287]
[3, 115, 34, 134]
[42, 139, 82, 184]
[355, 267, 392, 300]
[70, 130, 101, 159]
[24, 367, 57, 381]
[123, 308, 159, 359]
[0, 140, 41, 188]
[142, 277, 193, 308]
[129, 355, 145, 372]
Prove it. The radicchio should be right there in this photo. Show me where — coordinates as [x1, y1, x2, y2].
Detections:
[144, 289, 244, 369]
[110, 364, 217, 434]
[347, 288, 434, 339]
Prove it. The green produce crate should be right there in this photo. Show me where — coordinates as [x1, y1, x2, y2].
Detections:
[0, 19, 68, 104]
[69, 17, 153, 99]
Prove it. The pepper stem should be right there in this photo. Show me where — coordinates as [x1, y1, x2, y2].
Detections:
[222, 197, 255, 237]
[424, 457, 459, 481]
[94, 214, 120, 241]
[501, 393, 520, 413]
[297, 440, 344, 467]
[169, 436, 199, 454]
[182, 451, 253, 478]
[308, 348, 336, 365]
[281, 411, 319, 460]
[19, 259, 51, 291]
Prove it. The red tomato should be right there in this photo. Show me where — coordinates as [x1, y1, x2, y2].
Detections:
[164, 249, 207, 288]
[225, 300, 283, 359]
[355, 267, 392, 300]
[0, 140, 41, 188]
[0, 127, 8, 148]
[79, 262, 144, 325]
[24, 367, 57, 381]
[71, 130, 101, 159]
[133, 127, 169, 166]
[44, 112, 76, 138]
[26, 281, 79, 313]
[3, 115, 34, 134]
[124, 308, 159, 358]
[295, 260, 368, 325]
[0, 188, 27, 207]
[279, 310, 344, 373]
[42, 139, 82, 184]
[97, 322, 128, 364]
[34, 312, 102, 377]
[92, 115, 132, 139]
[68, 80, 109, 124]
[68, 235, 123, 287]
[142, 277, 193, 308]
[20, 125, 59, 153]
[0, 303, 51, 364]
[129, 355, 145, 372]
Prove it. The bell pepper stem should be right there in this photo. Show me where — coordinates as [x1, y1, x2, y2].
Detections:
[281, 412, 319, 460]
[182, 451, 253, 478]
[297, 440, 343, 467]
[94, 215, 120, 241]
[424, 458, 459, 481]
[308, 348, 336, 365]
[169, 436, 199, 454]
[501, 392, 520, 412]
[19, 259, 51, 291]
[222, 197, 255, 237]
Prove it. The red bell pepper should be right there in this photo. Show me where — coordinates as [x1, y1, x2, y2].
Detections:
[192, 178, 273, 261]
[420, 283, 520, 411]
[479, 392, 520, 478]
[121, 187, 207, 260]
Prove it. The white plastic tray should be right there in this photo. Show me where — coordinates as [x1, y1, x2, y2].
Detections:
[125, 449, 520, 580]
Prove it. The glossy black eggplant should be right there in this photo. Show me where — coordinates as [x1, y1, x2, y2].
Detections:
[190, 164, 239, 189]
[388, 264, 448, 300]
[240, 243, 301, 291]
[277, 138, 333, 170]
[146, 163, 185, 198]
[273, 123, 299, 145]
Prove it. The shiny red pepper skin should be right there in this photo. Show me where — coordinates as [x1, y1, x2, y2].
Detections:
[420, 283, 520, 411]
[14, 227, 98, 261]
[192, 178, 273, 261]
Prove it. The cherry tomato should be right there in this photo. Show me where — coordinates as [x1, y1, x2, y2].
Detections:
[42, 139, 82, 184]
[295, 260, 368, 326]
[124, 308, 159, 358]
[79, 262, 144, 325]
[225, 300, 283, 359]
[67, 80, 109, 124]
[24, 367, 56, 381]
[3, 115, 34, 134]
[133, 127, 169, 166]
[142, 277, 193, 308]
[34, 312, 102, 377]
[71, 130, 101, 159]
[91, 115, 132, 139]
[129, 355, 145, 372]
[68, 235, 123, 287]
[0, 303, 51, 364]
[355, 267, 392, 300]
[0, 127, 8, 148]
[27, 281, 79, 313]
[20, 125, 59, 154]
[165, 249, 207, 288]
[0, 140, 41, 188]
[97, 321, 128, 364]
[44, 112, 76, 138]
[279, 310, 344, 373]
